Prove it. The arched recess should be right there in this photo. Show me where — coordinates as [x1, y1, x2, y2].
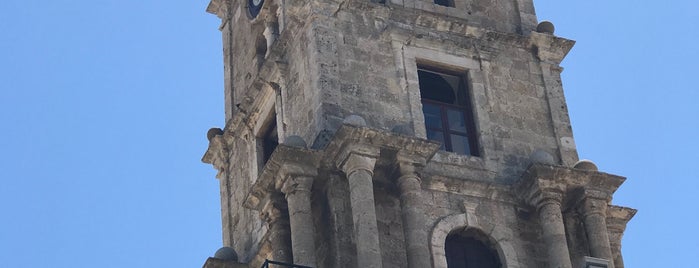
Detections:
[430, 213, 521, 268]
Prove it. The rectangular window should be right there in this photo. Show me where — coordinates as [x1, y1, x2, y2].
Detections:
[418, 68, 479, 156]
[262, 119, 278, 164]
[256, 111, 278, 172]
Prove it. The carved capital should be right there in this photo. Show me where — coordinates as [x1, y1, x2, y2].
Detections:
[261, 194, 289, 224]
[569, 188, 612, 217]
[579, 189, 611, 217]
[275, 161, 317, 192]
[581, 197, 609, 218]
[280, 175, 314, 197]
[338, 145, 379, 177]
[516, 164, 569, 211]
[530, 190, 564, 211]
[394, 151, 424, 173]
[394, 162, 421, 193]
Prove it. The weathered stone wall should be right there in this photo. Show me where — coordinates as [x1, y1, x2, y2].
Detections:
[223, 133, 267, 263]
[218, 1, 571, 175]
[314, 174, 356, 268]
[389, 0, 531, 34]
[222, 2, 266, 121]
[418, 175, 551, 267]
[373, 184, 408, 268]
[219, 0, 562, 261]
[293, 2, 572, 181]
[203, 1, 634, 267]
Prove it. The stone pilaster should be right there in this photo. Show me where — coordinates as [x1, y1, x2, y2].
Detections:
[579, 190, 614, 268]
[261, 194, 293, 264]
[338, 145, 382, 268]
[530, 32, 578, 166]
[280, 168, 317, 267]
[394, 156, 431, 268]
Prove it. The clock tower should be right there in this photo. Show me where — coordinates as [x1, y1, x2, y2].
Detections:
[201, 1, 635, 268]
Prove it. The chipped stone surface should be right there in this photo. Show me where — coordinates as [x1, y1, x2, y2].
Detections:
[202, 1, 634, 267]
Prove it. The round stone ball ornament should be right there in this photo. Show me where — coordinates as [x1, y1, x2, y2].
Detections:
[248, 0, 264, 19]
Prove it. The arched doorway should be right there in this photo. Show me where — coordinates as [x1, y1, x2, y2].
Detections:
[445, 228, 501, 268]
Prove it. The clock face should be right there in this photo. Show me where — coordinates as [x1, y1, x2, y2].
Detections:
[248, 0, 264, 19]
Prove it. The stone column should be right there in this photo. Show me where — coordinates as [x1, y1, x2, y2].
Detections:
[261, 195, 293, 263]
[395, 160, 431, 268]
[281, 175, 317, 267]
[340, 150, 382, 268]
[580, 195, 614, 268]
[535, 192, 572, 268]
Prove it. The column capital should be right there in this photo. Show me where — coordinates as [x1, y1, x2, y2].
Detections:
[394, 151, 424, 172]
[572, 188, 612, 217]
[529, 190, 564, 210]
[275, 161, 318, 195]
[516, 164, 567, 210]
[580, 198, 609, 217]
[261, 194, 289, 224]
[280, 175, 314, 197]
[244, 145, 320, 211]
[392, 150, 429, 185]
[337, 144, 379, 177]
[394, 162, 422, 193]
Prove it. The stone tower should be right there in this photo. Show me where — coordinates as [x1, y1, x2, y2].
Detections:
[201, 1, 635, 268]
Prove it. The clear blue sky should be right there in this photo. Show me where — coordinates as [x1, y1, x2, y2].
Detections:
[0, 1, 696, 267]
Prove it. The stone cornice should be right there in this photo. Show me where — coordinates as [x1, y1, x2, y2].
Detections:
[606, 205, 637, 233]
[515, 163, 626, 210]
[529, 31, 575, 64]
[323, 124, 441, 169]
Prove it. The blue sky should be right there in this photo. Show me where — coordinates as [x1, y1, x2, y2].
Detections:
[1, 1, 697, 267]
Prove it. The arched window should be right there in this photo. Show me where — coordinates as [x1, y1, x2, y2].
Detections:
[445, 229, 501, 268]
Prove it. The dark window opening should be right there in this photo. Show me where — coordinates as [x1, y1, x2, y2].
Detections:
[445, 230, 501, 268]
[262, 119, 278, 165]
[255, 34, 268, 69]
[434, 0, 454, 7]
[418, 68, 479, 156]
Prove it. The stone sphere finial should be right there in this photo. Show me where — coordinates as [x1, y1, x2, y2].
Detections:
[530, 149, 555, 165]
[536, 21, 555, 34]
[391, 124, 414, 136]
[343, 115, 367, 127]
[207, 128, 224, 141]
[574, 159, 598, 171]
[284, 135, 308, 148]
[213, 247, 238, 261]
